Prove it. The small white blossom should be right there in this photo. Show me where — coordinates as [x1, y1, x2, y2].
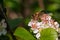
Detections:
[1, 19, 5, 23]
[2, 22, 7, 28]
[40, 25, 44, 28]
[2, 29, 7, 35]
[33, 29, 39, 34]
[48, 22, 52, 27]
[36, 22, 42, 28]
[54, 22, 59, 28]
[36, 33, 40, 39]
[44, 25, 49, 28]
[47, 16, 51, 20]
[28, 19, 37, 27]
[0, 19, 7, 36]
[0, 29, 7, 36]
[56, 38, 58, 40]
[28, 21, 32, 27]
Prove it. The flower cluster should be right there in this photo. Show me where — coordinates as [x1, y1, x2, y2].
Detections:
[40, 14, 59, 31]
[0, 19, 7, 36]
[28, 13, 59, 39]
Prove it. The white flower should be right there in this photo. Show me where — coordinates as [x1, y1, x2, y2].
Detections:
[2, 22, 7, 28]
[54, 22, 58, 25]
[54, 22, 59, 31]
[36, 22, 40, 26]
[28, 21, 32, 27]
[40, 25, 44, 28]
[0, 19, 7, 36]
[56, 38, 58, 40]
[37, 22, 42, 28]
[0, 29, 7, 36]
[48, 23, 52, 27]
[28, 19, 37, 27]
[47, 16, 51, 20]
[38, 22, 45, 28]
[1, 19, 7, 28]
[54, 22, 59, 28]
[2, 29, 7, 35]
[33, 29, 39, 34]
[1, 19, 5, 23]
[36, 33, 40, 39]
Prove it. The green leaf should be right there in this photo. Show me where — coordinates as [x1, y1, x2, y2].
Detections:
[40, 28, 58, 40]
[6, 33, 13, 40]
[14, 27, 36, 40]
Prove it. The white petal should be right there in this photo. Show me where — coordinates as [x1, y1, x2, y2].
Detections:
[28, 22, 32, 26]
[36, 22, 40, 26]
[31, 28, 35, 30]
[2, 29, 7, 35]
[56, 24, 59, 28]
[33, 29, 39, 34]
[48, 16, 51, 20]
[36, 22, 41, 28]
[37, 26, 40, 28]
[0, 32, 2, 36]
[56, 38, 58, 40]
[54, 22, 59, 28]
[2, 23, 7, 28]
[48, 23, 52, 27]
[36, 33, 40, 39]
[54, 22, 59, 25]
[40, 25, 44, 28]
[1, 19, 5, 23]
[56, 29, 58, 32]
[40, 22, 43, 24]
[54, 22, 57, 25]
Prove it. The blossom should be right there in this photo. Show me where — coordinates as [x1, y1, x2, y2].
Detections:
[54, 22, 59, 31]
[0, 19, 7, 36]
[54, 22, 59, 28]
[36, 33, 40, 39]
[28, 19, 41, 30]
[28, 13, 59, 39]
[28, 19, 41, 39]
[56, 38, 58, 40]
[33, 29, 39, 34]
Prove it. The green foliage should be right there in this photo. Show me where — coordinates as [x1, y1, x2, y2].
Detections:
[52, 13, 60, 24]
[6, 33, 13, 40]
[14, 27, 36, 40]
[8, 18, 23, 30]
[4, 0, 21, 12]
[47, 4, 59, 12]
[31, 1, 41, 13]
[24, 17, 31, 26]
[40, 28, 58, 40]
[49, 0, 60, 3]
[0, 35, 9, 40]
